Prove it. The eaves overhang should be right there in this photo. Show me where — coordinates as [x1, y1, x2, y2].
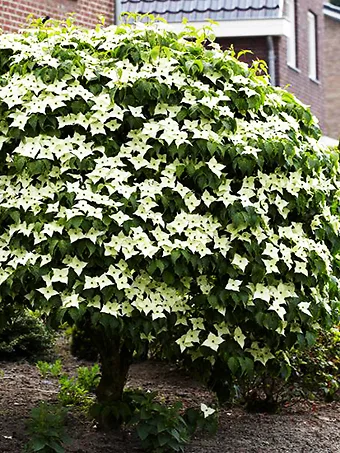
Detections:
[168, 17, 290, 38]
[324, 3, 340, 22]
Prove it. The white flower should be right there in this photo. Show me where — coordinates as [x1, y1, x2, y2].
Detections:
[298, 301, 312, 316]
[225, 279, 242, 291]
[61, 293, 83, 308]
[214, 322, 230, 336]
[184, 193, 200, 212]
[253, 284, 271, 303]
[262, 258, 279, 274]
[200, 403, 215, 418]
[0, 249, 10, 262]
[51, 268, 69, 284]
[101, 302, 120, 317]
[68, 229, 85, 243]
[233, 327, 246, 348]
[37, 285, 59, 300]
[9, 112, 29, 130]
[191, 317, 205, 330]
[63, 255, 87, 276]
[201, 190, 216, 207]
[294, 261, 308, 276]
[269, 300, 286, 320]
[202, 333, 224, 352]
[262, 243, 280, 260]
[111, 212, 131, 225]
[247, 342, 275, 366]
[0, 268, 11, 285]
[84, 275, 113, 291]
[231, 254, 248, 272]
[206, 157, 225, 178]
[152, 306, 167, 320]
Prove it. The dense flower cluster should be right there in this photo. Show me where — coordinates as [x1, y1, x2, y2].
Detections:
[0, 19, 339, 378]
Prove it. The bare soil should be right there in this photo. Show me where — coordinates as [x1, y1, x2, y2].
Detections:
[0, 338, 339, 453]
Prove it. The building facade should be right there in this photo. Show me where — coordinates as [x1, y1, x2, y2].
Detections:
[0, 0, 115, 32]
[323, 3, 340, 140]
[276, 0, 325, 130]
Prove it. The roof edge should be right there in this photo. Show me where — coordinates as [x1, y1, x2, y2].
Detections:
[324, 3, 340, 21]
[168, 17, 290, 38]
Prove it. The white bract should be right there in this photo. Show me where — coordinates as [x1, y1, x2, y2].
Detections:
[200, 403, 216, 418]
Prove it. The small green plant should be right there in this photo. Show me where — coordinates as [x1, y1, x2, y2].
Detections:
[58, 375, 93, 409]
[124, 390, 189, 452]
[76, 364, 101, 393]
[49, 360, 63, 378]
[36, 360, 63, 379]
[57, 365, 100, 409]
[184, 404, 218, 437]
[25, 402, 70, 453]
[36, 361, 50, 379]
[135, 402, 189, 452]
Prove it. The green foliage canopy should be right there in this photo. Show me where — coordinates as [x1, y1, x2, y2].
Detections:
[0, 18, 339, 385]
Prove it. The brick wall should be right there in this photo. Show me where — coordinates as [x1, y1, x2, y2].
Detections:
[323, 14, 340, 139]
[216, 36, 281, 85]
[277, 0, 324, 128]
[0, 0, 115, 32]
[216, 36, 269, 67]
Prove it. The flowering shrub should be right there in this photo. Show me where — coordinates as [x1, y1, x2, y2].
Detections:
[0, 17, 339, 407]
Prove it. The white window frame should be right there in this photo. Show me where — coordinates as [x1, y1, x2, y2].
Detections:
[308, 11, 318, 80]
[287, 0, 297, 68]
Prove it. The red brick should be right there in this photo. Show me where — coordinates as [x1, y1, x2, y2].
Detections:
[323, 15, 340, 140]
[0, 0, 114, 32]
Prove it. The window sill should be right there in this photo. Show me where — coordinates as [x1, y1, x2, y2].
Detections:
[287, 64, 301, 73]
[309, 77, 320, 85]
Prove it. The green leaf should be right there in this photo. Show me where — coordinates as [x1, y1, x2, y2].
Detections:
[171, 250, 181, 265]
[137, 423, 151, 441]
[162, 270, 175, 285]
[207, 295, 218, 307]
[150, 45, 160, 60]
[156, 259, 167, 274]
[147, 260, 158, 275]
[9, 210, 20, 223]
[227, 356, 239, 374]
[238, 356, 254, 376]
[31, 438, 48, 451]
[305, 331, 316, 346]
[48, 440, 65, 453]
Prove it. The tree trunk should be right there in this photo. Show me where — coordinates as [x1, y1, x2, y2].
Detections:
[91, 330, 133, 429]
[96, 341, 132, 403]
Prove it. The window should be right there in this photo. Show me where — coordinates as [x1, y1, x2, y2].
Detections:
[287, 0, 297, 68]
[308, 11, 318, 80]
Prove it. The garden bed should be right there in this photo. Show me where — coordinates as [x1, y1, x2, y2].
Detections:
[0, 339, 339, 453]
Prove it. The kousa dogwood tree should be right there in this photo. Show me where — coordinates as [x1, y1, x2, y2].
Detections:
[0, 16, 339, 409]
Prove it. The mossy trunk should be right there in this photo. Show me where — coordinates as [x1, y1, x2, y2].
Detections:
[91, 330, 133, 428]
[96, 340, 132, 403]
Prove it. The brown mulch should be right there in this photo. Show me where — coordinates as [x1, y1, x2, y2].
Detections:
[0, 339, 340, 453]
